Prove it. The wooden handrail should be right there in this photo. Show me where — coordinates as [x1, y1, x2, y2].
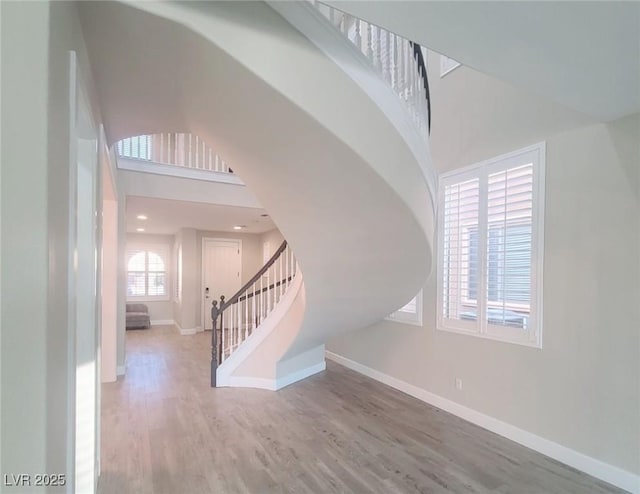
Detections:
[237, 276, 293, 303]
[410, 41, 431, 133]
[219, 240, 288, 312]
[210, 239, 293, 386]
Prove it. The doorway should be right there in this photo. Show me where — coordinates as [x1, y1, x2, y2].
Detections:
[202, 238, 242, 330]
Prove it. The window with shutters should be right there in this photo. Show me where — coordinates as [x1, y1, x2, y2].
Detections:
[386, 289, 423, 326]
[436, 143, 545, 347]
[127, 245, 169, 300]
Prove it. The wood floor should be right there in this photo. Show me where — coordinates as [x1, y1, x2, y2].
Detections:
[99, 326, 625, 494]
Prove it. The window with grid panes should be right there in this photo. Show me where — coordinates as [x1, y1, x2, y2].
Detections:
[127, 247, 169, 300]
[436, 143, 545, 347]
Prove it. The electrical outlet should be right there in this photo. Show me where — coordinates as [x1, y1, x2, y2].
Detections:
[455, 377, 463, 391]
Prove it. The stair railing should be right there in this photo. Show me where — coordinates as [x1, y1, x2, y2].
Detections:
[116, 133, 233, 173]
[309, 1, 431, 135]
[210, 240, 297, 386]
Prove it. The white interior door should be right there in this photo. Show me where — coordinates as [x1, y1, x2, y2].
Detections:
[203, 239, 241, 330]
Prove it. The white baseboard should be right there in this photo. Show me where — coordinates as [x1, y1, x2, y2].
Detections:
[276, 360, 326, 389]
[174, 322, 198, 336]
[226, 376, 278, 391]
[223, 361, 327, 391]
[151, 319, 174, 326]
[116, 365, 125, 376]
[325, 351, 639, 494]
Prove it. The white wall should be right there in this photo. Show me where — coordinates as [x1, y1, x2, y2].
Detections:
[1, 2, 50, 478]
[1, 1, 108, 489]
[328, 52, 640, 481]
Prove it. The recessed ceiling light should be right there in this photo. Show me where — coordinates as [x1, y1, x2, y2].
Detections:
[136, 228, 145, 232]
[233, 225, 245, 230]
[136, 214, 148, 220]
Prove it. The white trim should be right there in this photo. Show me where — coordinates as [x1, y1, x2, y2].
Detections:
[436, 142, 545, 348]
[225, 361, 326, 391]
[116, 157, 245, 185]
[227, 376, 278, 391]
[116, 365, 125, 377]
[276, 361, 326, 389]
[174, 322, 198, 336]
[385, 289, 423, 327]
[325, 351, 640, 494]
[150, 319, 174, 326]
[440, 54, 461, 77]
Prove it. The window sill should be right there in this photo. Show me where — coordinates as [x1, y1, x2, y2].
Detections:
[436, 323, 542, 349]
[127, 296, 170, 303]
[385, 315, 423, 327]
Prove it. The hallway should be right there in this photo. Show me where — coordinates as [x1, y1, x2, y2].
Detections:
[99, 327, 624, 494]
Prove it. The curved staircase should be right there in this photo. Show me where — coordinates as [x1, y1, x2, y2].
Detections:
[80, 0, 436, 390]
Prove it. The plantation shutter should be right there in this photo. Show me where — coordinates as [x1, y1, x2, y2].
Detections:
[485, 164, 533, 329]
[126, 248, 168, 297]
[127, 250, 146, 297]
[441, 177, 480, 325]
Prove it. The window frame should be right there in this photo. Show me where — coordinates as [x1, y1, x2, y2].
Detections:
[436, 142, 545, 348]
[126, 244, 171, 302]
[385, 289, 424, 327]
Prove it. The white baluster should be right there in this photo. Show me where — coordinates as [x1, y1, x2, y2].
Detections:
[391, 34, 398, 90]
[290, 249, 294, 279]
[383, 30, 390, 83]
[252, 284, 256, 333]
[267, 265, 272, 313]
[366, 23, 373, 61]
[354, 19, 361, 50]
[244, 290, 249, 339]
[403, 40, 409, 101]
[170, 133, 175, 165]
[280, 252, 284, 298]
[260, 275, 264, 324]
[374, 26, 381, 70]
[341, 13, 349, 36]
[285, 246, 289, 290]
[194, 135, 199, 168]
[221, 312, 226, 362]
[238, 300, 241, 346]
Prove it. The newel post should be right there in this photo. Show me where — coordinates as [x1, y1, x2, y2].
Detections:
[210, 300, 219, 387]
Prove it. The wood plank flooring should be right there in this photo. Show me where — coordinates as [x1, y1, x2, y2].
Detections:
[99, 326, 626, 494]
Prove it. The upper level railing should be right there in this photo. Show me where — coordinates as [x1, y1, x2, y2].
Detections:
[209, 240, 297, 386]
[117, 133, 233, 173]
[310, 1, 431, 136]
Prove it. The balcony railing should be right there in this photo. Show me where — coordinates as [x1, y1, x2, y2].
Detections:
[310, 1, 431, 137]
[117, 133, 232, 173]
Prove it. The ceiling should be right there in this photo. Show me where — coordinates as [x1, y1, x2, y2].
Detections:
[324, 1, 640, 121]
[126, 196, 276, 235]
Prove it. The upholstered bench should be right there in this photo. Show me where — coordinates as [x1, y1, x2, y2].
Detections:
[126, 303, 150, 329]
